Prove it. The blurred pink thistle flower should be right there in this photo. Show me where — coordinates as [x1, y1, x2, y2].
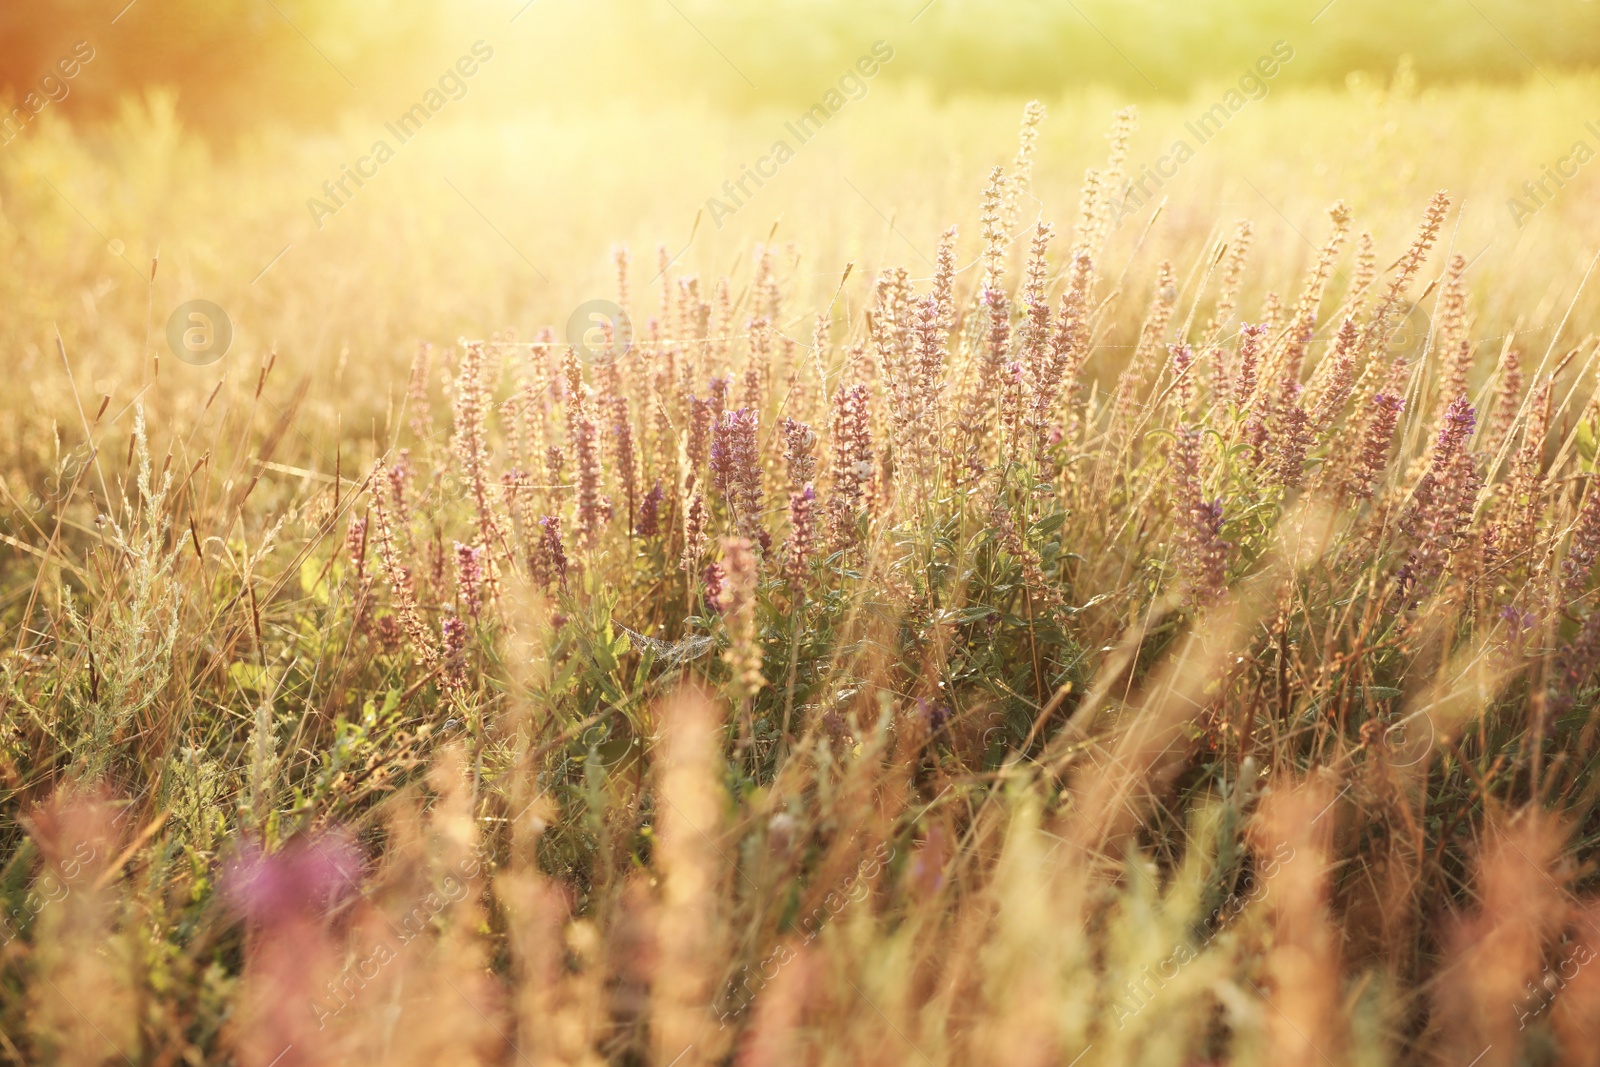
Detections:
[223, 833, 362, 927]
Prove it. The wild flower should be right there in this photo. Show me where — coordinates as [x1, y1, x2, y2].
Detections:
[1292, 203, 1350, 332]
[1262, 203, 1351, 423]
[686, 394, 713, 480]
[1072, 166, 1103, 256]
[709, 276, 731, 359]
[753, 244, 780, 321]
[717, 536, 765, 702]
[1001, 100, 1047, 232]
[826, 383, 872, 547]
[1494, 378, 1552, 574]
[703, 557, 725, 610]
[654, 243, 673, 323]
[375, 614, 402, 653]
[1306, 317, 1360, 433]
[1000, 359, 1027, 456]
[502, 467, 531, 552]
[1564, 478, 1600, 596]
[1204, 219, 1253, 343]
[649, 345, 680, 469]
[710, 408, 764, 543]
[1169, 426, 1229, 604]
[1110, 261, 1178, 437]
[454, 541, 485, 621]
[614, 244, 631, 315]
[386, 449, 414, 529]
[1554, 610, 1600, 718]
[609, 395, 638, 530]
[681, 489, 708, 571]
[544, 443, 565, 487]
[223, 833, 361, 927]
[780, 417, 818, 490]
[1031, 253, 1092, 451]
[1259, 289, 1285, 334]
[808, 310, 832, 400]
[502, 382, 535, 474]
[1272, 403, 1312, 491]
[955, 285, 1011, 469]
[427, 528, 448, 600]
[453, 340, 499, 552]
[1016, 222, 1057, 440]
[1020, 222, 1053, 340]
[440, 614, 468, 690]
[530, 515, 568, 590]
[345, 513, 369, 584]
[1352, 230, 1377, 296]
[1170, 343, 1196, 415]
[1344, 391, 1406, 500]
[636, 481, 663, 538]
[783, 484, 816, 592]
[708, 374, 730, 431]
[369, 458, 438, 663]
[1233, 322, 1268, 412]
[1486, 345, 1524, 458]
[931, 226, 959, 333]
[897, 297, 947, 481]
[1361, 191, 1451, 358]
[566, 350, 610, 552]
[406, 344, 433, 442]
[1081, 106, 1136, 250]
[876, 267, 921, 466]
[744, 316, 770, 414]
[978, 165, 1007, 292]
[1398, 396, 1481, 598]
[1434, 253, 1472, 372]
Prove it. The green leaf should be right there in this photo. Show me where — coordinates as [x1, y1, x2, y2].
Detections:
[1030, 512, 1067, 537]
[300, 554, 332, 604]
[1578, 412, 1599, 472]
[228, 661, 266, 693]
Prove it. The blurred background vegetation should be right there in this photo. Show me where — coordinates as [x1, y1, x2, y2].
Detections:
[4, 0, 1600, 135]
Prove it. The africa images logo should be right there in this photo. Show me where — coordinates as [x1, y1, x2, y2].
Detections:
[165, 300, 233, 366]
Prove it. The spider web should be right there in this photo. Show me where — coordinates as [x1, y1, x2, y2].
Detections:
[614, 623, 714, 666]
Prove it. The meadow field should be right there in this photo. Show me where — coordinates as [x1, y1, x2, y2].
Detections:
[8, 3, 1600, 1064]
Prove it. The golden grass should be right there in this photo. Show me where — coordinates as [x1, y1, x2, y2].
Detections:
[6, 70, 1600, 1065]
